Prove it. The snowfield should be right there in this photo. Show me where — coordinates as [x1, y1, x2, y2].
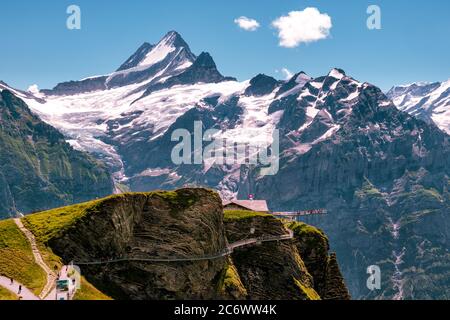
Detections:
[388, 79, 450, 134]
[11, 66, 367, 191]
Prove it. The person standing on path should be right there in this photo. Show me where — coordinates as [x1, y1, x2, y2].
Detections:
[10, 277, 13, 285]
[18, 285, 22, 294]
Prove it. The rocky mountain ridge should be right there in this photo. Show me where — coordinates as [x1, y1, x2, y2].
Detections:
[387, 80, 450, 134]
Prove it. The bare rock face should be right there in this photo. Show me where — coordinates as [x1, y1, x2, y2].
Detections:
[323, 253, 351, 300]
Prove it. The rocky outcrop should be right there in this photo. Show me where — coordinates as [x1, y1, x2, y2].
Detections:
[224, 216, 350, 300]
[286, 222, 350, 299]
[41, 76, 108, 96]
[45, 189, 226, 300]
[141, 52, 236, 96]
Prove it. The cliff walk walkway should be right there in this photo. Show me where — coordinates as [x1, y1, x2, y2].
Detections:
[73, 228, 294, 265]
[272, 209, 328, 217]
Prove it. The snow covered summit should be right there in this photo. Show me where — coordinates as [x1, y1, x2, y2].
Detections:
[387, 79, 450, 134]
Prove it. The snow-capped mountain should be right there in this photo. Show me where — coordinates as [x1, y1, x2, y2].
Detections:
[14, 31, 376, 194]
[3, 31, 450, 300]
[387, 80, 450, 134]
[40, 31, 198, 96]
[20, 45, 373, 196]
[20, 31, 238, 184]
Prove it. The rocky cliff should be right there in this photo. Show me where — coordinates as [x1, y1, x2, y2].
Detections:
[224, 213, 350, 300]
[22, 188, 350, 300]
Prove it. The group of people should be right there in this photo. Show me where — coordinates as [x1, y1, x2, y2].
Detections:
[8, 277, 23, 299]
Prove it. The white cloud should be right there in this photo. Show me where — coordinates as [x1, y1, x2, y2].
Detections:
[27, 84, 40, 94]
[234, 16, 260, 31]
[281, 68, 294, 80]
[272, 7, 332, 48]
[27, 84, 45, 98]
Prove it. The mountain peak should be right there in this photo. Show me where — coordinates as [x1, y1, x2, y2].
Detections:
[139, 51, 236, 97]
[245, 74, 280, 96]
[116, 31, 195, 72]
[328, 68, 346, 79]
[192, 52, 216, 68]
[160, 30, 191, 50]
[291, 71, 312, 83]
[250, 73, 277, 83]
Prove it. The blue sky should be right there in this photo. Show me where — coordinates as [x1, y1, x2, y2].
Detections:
[1, 0, 449, 91]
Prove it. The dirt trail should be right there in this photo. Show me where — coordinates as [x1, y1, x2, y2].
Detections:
[13, 218, 57, 299]
[0, 276, 39, 300]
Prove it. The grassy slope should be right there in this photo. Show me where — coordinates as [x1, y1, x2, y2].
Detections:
[0, 286, 18, 300]
[223, 209, 270, 221]
[20, 197, 118, 300]
[22, 199, 103, 243]
[286, 221, 328, 241]
[73, 277, 112, 301]
[216, 261, 247, 298]
[0, 220, 46, 295]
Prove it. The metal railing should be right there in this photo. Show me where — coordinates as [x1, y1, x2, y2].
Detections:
[73, 228, 294, 265]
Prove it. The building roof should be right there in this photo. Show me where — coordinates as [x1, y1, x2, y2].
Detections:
[223, 199, 269, 212]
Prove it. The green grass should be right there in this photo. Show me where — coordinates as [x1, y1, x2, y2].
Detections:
[151, 189, 207, 214]
[286, 221, 329, 255]
[22, 199, 102, 244]
[356, 179, 383, 198]
[397, 188, 444, 202]
[293, 278, 321, 300]
[20, 197, 120, 300]
[73, 277, 112, 300]
[0, 286, 18, 300]
[0, 220, 47, 295]
[223, 210, 270, 221]
[398, 209, 440, 227]
[22, 193, 146, 244]
[216, 262, 247, 298]
[287, 221, 328, 241]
